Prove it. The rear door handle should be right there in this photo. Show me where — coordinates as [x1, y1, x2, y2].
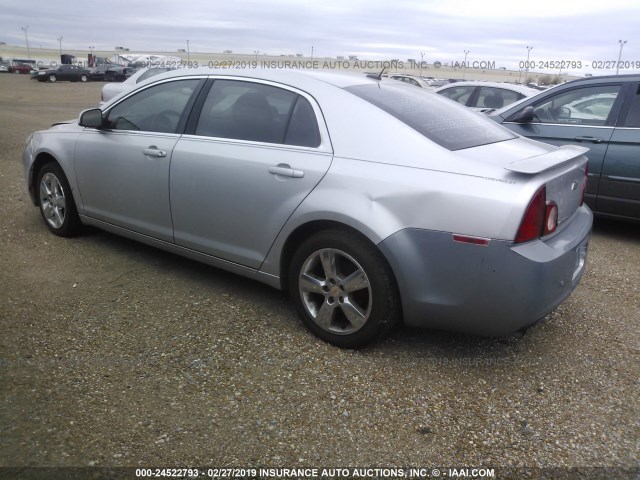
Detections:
[268, 164, 304, 178]
[143, 147, 167, 157]
[574, 136, 604, 144]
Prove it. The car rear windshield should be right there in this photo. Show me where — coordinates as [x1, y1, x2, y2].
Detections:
[345, 83, 516, 150]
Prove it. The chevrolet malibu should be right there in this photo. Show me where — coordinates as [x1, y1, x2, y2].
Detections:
[23, 68, 592, 348]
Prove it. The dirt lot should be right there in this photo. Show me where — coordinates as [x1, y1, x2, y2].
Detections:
[0, 73, 638, 475]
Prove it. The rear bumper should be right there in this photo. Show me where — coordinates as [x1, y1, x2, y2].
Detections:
[378, 205, 593, 336]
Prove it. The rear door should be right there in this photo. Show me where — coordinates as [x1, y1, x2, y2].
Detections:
[170, 78, 333, 269]
[597, 82, 640, 219]
[502, 82, 626, 210]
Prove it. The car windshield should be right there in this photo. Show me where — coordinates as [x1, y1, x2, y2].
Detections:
[345, 83, 516, 150]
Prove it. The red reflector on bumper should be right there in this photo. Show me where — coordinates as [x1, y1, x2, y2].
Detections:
[452, 234, 490, 246]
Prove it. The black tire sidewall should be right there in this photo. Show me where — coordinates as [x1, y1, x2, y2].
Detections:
[36, 163, 81, 237]
[289, 230, 400, 348]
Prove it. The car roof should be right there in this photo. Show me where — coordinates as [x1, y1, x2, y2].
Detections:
[142, 67, 378, 90]
[557, 73, 640, 85]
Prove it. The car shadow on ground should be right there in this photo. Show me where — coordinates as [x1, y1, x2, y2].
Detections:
[78, 226, 545, 359]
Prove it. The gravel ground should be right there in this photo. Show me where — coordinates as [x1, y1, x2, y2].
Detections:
[0, 74, 638, 475]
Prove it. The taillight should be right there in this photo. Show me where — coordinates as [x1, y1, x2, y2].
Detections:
[515, 186, 554, 244]
[580, 164, 588, 206]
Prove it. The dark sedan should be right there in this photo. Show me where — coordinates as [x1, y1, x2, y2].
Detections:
[89, 65, 134, 82]
[33, 65, 90, 83]
[488, 74, 640, 221]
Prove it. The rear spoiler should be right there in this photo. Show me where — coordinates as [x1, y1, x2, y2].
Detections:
[505, 145, 589, 174]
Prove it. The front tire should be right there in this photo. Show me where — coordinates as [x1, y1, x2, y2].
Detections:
[289, 230, 400, 348]
[48, 74, 57, 83]
[37, 163, 81, 237]
[80, 74, 88, 82]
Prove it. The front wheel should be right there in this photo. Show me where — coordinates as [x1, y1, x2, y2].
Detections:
[37, 163, 81, 237]
[289, 230, 400, 348]
[80, 74, 88, 82]
[48, 74, 57, 83]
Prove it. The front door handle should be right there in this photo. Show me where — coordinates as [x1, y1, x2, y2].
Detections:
[268, 164, 304, 178]
[574, 136, 604, 144]
[143, 147, 167, 157]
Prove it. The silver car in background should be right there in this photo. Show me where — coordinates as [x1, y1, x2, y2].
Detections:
[100, 67, 173, 104]
[23, 68, 592, 348]
[435, 81, 539, 112]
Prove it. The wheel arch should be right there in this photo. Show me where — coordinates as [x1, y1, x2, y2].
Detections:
[277, 220, 401, 309]
[29, 152, 60, 206]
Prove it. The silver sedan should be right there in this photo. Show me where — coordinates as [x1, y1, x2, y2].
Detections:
[23, 68, 592, 348]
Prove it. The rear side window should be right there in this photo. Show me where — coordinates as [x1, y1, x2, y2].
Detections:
[476, 87, 523, 110]
[346, 83, 516, 150]
[284, 96, 321, 147]
[621, 84, 640, 128]
[195, 80, 321, 147]
[437, 85, 475, 105]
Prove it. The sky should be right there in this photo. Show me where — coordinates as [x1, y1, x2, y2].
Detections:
[1, 0, 638, 75]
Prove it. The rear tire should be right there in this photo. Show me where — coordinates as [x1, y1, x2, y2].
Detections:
[80, 74, 88, 82]
[48, 74, 57, 83]
[36, 162, 81, 237]
[289, 229, 400, 348]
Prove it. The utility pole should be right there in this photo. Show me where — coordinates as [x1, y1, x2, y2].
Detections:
[419, 52, 425, 77]
[21, 25, 30, 59]
[187, 40, 190, 63]
[616, 40, 627, 75]
[463, 50, 469, 79]
[57, 36, 63, 56]
[525, 46, 533, 80]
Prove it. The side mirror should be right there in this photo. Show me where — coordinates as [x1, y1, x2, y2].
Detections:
[79, 108, 104, 128]
[507, 106, 534, 123]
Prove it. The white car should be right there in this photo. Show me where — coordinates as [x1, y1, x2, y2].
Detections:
[435, 81, 539, 112]
[100, 67, 173, 104]
[388, 74, 432, 88]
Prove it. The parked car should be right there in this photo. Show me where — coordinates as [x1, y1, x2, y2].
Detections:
[427, 78, 449, 87]
[388, 74, 431, 88]
[33, 64, 90, 83]
[9, 63, 33, 74]
[100, 67, 172, 103]
[487, 74, 640, 221]
[435, 81, 539, 112]
[23, 69, 592, 348]
[105, 66, 135, 82]
[89, 64, 134, 82]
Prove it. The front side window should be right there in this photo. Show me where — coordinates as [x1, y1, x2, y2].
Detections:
[527, 85, 622, 126]
[195, 80, 320, 146]
[105, 79, 199, 133]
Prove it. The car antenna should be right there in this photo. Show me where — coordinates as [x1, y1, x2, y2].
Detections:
[366, 67, 387, 80]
